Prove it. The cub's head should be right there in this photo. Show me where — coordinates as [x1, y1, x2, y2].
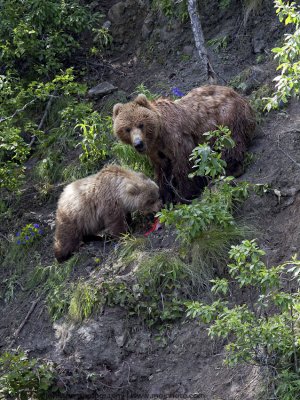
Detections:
[113, 94, 160, 154]
[124, 172, 162, 214]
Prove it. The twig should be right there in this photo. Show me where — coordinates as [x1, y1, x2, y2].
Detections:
[163, 173, 193, 204]
[0, 99, 37, 123]
[276, 131, 300, 169]
[277, 146, 300, 169]
[0, 232, 9, 241]
[29, 93, 56, 147]
[9, 296, 40, 347]
[15, 281, 26, 292]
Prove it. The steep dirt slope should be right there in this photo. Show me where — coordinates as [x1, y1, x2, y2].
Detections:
[241, 101, 300, 265]
[2, 101, 299, 399]
[1, 0, 299, 399]
[1, 103, 300, 400]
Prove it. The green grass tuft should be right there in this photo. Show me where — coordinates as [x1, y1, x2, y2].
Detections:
[68, 281, 101, 322]
[189, 223, 253, 287]
[111, 141, 154, 177]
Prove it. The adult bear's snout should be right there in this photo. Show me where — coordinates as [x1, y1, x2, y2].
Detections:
[133, 138, 145, 152]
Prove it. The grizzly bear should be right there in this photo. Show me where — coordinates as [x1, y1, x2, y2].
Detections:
[54, 165, 162, 262]
[112, 85, 256, 203]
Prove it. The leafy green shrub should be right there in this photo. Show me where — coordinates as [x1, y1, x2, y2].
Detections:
[186, 239, 300, 397]
[30, 256, 80, 321]
[266, 0, 300, 110]
[249, 84, 273, 120]
[158, 125, 249, 248]
[1, 69, 87, 190]
[34, 97, 101, 187]
[0, 0, 102, 78]
[77, 113, 113, 171]
[90, 27, 113, 55]
[158, 126, 255, 283]
[275, 369, 300, 400]
[189, 126, 235, 180]
[152, 0, 188, 22]
[0, 351, 54, 400]
[158, 181, 246, 245]
[1, 233, 43, 298]
[34, 155, 63, 187]
[207, 35, 229, 52]
[218, 0, 231, 11]
[158, 178, 250, 284]
[137, 255, 189, 326]
[0, 125, 30, 190]
[103, 281, 135, 309]
[106, 251, 189, 327]
[134, 83, 160, 101]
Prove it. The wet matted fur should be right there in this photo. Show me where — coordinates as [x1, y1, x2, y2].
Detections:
[54, 165, 162, 262]
[113, 85, 256, 202]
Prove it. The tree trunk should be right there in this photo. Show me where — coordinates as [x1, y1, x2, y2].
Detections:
[187, 0, 216, 83]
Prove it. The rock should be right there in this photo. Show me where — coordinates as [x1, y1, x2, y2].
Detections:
[54, 315, 126, 368]
[108, 2, 126, 24]
[252, 36, 265, 54]
[281, 187, 298, 197]
[142, 14, 154, 40]
[159, 21, 182, 42]
[87, 82, 118, 98]
[182, 45, 194, 57]
[115, 333, 127, 347]
[102, 20, 111, 30]
[237, 66, 268, 95]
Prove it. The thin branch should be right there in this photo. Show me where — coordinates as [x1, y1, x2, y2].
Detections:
[9, 296, 40, 347]
[0, 232, 9, 241]
[29, 93, 57, 147]
[0, 99, 37, 123]
[163, 173, 193, 203]
[277, 146, 300, 169]
[276, 132, 300, 169]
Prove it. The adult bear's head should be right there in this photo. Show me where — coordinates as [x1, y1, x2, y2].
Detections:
[113, 94, 161, 154]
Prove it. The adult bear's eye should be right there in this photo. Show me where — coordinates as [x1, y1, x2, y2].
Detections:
[138, 123, 144, 130]
[125, 128, 131, 133]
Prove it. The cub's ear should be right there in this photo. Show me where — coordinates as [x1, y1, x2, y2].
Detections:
[135, 94, 151, 109]
[136, 172, 148, 181]
[113, 103, 123, 120]
[126, 184, 141, 196]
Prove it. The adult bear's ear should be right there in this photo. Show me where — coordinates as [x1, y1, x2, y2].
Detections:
[135, 94, 151, 109]
[113, 103, 123, 120]
[126, 184, 141, 196]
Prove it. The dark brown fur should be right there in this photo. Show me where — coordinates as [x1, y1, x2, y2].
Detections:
[54, 165, 161, 262]
[113, 85, 256, 202]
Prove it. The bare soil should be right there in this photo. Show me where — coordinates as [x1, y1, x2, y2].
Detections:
[1, 1, 300, 399]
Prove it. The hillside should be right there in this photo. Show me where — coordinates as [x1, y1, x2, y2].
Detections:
[1, 0, 300, 399]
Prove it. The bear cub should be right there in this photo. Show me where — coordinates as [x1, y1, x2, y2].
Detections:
[113, 85, 256, 203]
[54, 165, 162, 262]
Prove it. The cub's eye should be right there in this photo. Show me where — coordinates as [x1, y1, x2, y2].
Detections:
[138, 123, 144, 130]
[125, 128, 131, 133]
